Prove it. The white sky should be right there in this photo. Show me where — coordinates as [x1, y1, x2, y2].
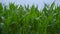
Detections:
[0, 0, 60, 10]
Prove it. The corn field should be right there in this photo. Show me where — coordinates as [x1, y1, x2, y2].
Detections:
[0, 2, 60, 34]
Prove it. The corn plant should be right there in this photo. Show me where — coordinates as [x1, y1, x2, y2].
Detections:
[0, 2, 60, 34]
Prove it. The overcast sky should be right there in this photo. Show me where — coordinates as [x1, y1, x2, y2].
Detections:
[0, 0, 60, 9]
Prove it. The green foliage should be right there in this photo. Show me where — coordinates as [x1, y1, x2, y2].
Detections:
[0, 2, 60, 34]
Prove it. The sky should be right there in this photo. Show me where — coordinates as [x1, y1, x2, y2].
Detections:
[0, 0, 60, 10]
